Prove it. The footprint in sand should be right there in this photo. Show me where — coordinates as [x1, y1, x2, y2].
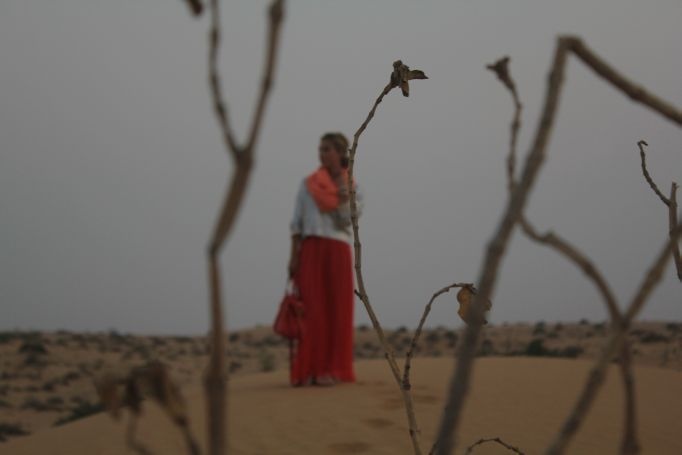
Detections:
[364, 417, 394, 429]
[328, 442, 372, 453]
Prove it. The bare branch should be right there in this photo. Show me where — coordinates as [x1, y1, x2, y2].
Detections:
[618, 341, 640, 455]
[546, 224, 682, 455]
[566, 38, 682, 125]
[204, 2, 286, 455]
[434, 37, 572, 455]
[637, 140, 670, 206]
[348, 60, 427, 455]
[486, 56, 522, 193]
[464, 437, 525, 455]
[668, 183, 682, 280]
[490, 51, 641, 455]
[402, 282, 472, 391]
[245, 0, 285, 153]
[637, 141, 681, 281]
[209, 0, 240, 159]
[436, 35, 682, 455]
[349, 80, 401, 387]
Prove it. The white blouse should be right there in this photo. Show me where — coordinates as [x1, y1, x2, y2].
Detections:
[290, 178, 364, 243]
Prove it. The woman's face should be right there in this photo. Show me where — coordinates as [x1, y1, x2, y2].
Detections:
[318, 139, 342, 172]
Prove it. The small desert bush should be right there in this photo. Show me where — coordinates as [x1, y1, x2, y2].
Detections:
[555, 345, 584, 358]
[638, 331, 669, 344]
[0, 399, 11, 409]
[257, 349, 276, 372]
[53, 401, 104, 427]
[425, 331, 442, 345]
[444, 330, 458, 348]
[665, 322, 680, 333]
[0, 332, 18, 345]
[18, 339, 48, 355]
[522, 339, 584, 358]
[533, 321, 546, 335]
[478, 339, 495, 356]
[21, 397, 53, 412]
[0, 422, 29, 442]
[524, 338, 550, 357]
[23, 354, 47, 368]
[46, 396, 65, 410]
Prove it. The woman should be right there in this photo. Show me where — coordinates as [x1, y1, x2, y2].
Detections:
[288, 132, 362, 386]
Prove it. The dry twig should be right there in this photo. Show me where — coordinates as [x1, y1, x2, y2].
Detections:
[348, 60, 427, 455]
[402, 282, 473, 392]
[434, 36, 682, 455]
[637, 140, 681, 281]
[547, 225, 682, 455]
[464, 437, 525, 455]
[204, 1, 285, 454]
[96, 362, 200, 455]
[487, 55, 641, 454]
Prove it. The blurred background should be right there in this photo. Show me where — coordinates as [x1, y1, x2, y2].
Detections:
[1, 0, 680, 334]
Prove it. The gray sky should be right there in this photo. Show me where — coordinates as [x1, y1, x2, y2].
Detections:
[1, 1, 680, 335]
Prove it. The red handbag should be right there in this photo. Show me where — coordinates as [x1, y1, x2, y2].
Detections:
[273, 281, 304, 340]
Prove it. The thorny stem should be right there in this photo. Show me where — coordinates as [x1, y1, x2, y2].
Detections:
[204, 1, 285, 454]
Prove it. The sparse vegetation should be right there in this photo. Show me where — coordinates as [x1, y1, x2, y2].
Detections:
[257, 349, 276, 373]
[53, 401, 104, 426]
[0, 422, 29, 442]
[638, 331, 669, 344]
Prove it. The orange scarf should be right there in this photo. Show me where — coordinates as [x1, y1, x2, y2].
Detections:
[305, 167, 350, 213]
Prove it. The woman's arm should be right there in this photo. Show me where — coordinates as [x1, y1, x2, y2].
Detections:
[289, 180, 305, 278]
[288, 234, 302, 278]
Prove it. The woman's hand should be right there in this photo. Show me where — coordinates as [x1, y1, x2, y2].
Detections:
[336, 176, 349, 204]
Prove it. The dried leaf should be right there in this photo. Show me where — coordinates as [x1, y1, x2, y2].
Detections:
[390, 60, 428, 97]
[486, 56, 515, 92]
[183, 0, 203, 16]
[456, 285, 492, 326]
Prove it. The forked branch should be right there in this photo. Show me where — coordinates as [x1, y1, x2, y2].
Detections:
[546, 224, 682, 455]
[204, 1, 285, 455]
[434, 36, 682, 455]
[487, 54, 640, 455]
[402, 282, 472, 392]
[464, 437, 525, 455]
[637, 140, 681, 281]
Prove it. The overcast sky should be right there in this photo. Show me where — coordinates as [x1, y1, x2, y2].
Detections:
[1, 1, 680, 335]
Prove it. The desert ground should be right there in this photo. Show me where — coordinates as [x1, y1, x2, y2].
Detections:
[1, 321, 681, 453]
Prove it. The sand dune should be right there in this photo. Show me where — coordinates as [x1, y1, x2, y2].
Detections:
[3, 357, 681, 454]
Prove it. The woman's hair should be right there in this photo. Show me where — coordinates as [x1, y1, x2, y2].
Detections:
[321, 132, 350, 169]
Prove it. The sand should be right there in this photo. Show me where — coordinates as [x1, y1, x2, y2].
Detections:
[3, 357, 681, 454]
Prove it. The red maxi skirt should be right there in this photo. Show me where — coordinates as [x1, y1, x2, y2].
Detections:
[291, 236, 355, 385]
